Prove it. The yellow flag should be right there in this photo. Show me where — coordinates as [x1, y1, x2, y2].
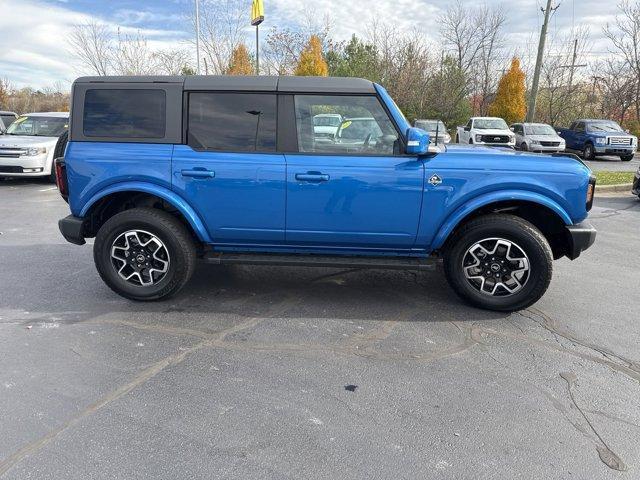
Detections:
[251, 0, 264, 26]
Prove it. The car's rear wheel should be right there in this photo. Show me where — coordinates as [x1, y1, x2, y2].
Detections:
[583, 143, 596, 160]
[444, 214, 553, 312]
[94, 208, 196, 301]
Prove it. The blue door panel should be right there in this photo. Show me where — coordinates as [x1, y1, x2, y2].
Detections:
[285, 154, 424, 249]
[172, 145, 286, 244]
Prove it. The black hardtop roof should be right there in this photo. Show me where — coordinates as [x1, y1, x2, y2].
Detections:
[73, 75, 377, 94]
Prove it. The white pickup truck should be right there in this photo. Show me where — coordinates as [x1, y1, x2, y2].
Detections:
[456, 117, 516, 148]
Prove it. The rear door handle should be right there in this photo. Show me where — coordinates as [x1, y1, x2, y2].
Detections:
[181, 168, 215, 179]
[295, 173, 330, 182]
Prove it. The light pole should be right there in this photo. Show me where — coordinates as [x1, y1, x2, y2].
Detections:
[195, 0, 201, 75]
[251, 0, 264, 75]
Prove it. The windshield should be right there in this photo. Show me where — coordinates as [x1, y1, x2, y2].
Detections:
[416, 120, 446, 133]
[338, 119, 383, 141]
[587, 121, 623, 133]
[474, 118, 508, 130]
[314, 115, 342, 127]
[526, 124, 557, 135]
[5, 116, 68, 137]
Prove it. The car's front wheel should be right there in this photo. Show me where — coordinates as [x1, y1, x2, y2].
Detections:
[94, 208, 196, 301]
[444, 214, 553, 312]
[583, 143, 596, 160]
[620, 154, 634, 162]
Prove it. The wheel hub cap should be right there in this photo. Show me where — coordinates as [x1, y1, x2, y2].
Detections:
[462, 237, 530, 297]
[110, 230, 170, 287]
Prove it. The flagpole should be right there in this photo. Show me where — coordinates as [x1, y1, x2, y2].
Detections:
[195, 0, 201, 74]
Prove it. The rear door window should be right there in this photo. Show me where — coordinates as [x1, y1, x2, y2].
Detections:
[83, 89, 166, 138]
[187, 93, 277, 152]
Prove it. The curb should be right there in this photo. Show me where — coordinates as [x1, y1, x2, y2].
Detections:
[595, 183, 633, 194]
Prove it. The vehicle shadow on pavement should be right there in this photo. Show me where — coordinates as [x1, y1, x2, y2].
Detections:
[0, 242, 504, 329]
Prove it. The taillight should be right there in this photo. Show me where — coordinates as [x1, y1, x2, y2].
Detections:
[55, 157, 69, 203]
[586, 174, 596, 211]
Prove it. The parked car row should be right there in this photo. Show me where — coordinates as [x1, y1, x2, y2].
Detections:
[411, 116, 638, 162]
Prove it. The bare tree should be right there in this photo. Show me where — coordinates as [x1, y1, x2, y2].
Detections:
[153, 49, 193, 75]
[192, 0, 246, 74]
[112, 30, 160, 75]
[440, 1, 507, 114]
[604, 1, 640, 122]
[593, 60, 636, 123]
[537, 28, 592, 126]
[68, 21, 112, 75]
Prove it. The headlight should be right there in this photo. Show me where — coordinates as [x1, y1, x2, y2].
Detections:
[22, 147, 47, 156]
[475, 134, 483, 142]
[530, 139, 540, 145]
[595, 137, 606, 145]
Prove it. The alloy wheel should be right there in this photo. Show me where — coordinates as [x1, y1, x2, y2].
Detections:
[462, 237, 530, 296]
[110, 230, 170, 287]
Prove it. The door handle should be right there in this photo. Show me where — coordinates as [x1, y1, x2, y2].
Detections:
[295, 173, 330, 182]
[181, 168, 215, 179]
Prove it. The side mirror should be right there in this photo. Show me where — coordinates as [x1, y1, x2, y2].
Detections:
[509, 126, 515, 132]
[464, 126, 470, 132]
[406, 127, 430, 155]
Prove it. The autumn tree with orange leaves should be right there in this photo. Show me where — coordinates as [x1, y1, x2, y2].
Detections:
[227, 44, 254, 75]
[295, 35, 328, 76]
[489, 57, 527, 124]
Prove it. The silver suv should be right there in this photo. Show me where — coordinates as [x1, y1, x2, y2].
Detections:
[510, 122, 566, 153]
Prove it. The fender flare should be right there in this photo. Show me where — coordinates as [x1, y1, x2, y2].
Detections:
[430, 189, 573, 250]
[79, 181, 212, 243]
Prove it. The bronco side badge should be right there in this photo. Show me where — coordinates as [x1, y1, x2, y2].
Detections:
[428, 174, 443, 186]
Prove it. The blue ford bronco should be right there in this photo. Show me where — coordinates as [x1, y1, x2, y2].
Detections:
[56, 75, 596, 311]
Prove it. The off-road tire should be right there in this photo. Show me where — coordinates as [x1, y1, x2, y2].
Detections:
[94, 208, 196, 301]
[444, 214, 553, 312]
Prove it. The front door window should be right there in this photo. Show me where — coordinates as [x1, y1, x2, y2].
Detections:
[293, 95, 401, 156]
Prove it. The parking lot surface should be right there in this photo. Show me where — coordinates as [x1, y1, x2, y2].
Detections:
[1, 179, 639, 479]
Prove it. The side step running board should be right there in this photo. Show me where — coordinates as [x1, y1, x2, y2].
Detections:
[203, 253, 439, 271]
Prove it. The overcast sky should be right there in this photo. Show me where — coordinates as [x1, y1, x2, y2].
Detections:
[0, 0, 625, 89]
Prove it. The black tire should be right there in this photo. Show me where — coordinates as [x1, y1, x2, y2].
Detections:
[444, 214, 553, 312]
[469, 138, 474, 144]
[93, 208, 197, 301]
[455, 134, 460, 143]
[50, 131, 68, 184]
[583, 143, 596, 161]
[520, 142, 528, 151]
[620, 154, 634, 162]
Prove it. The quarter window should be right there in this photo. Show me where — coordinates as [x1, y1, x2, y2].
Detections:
[187, 93, 276, 152]
[83, 89, 166, 138]
[294, 95, 400, 155]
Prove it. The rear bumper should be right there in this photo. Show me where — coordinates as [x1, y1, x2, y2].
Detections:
[566, 222, 596, 260]
[58, 215, 86, 245]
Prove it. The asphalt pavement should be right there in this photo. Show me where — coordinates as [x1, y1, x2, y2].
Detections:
[1, 178, 639, 479]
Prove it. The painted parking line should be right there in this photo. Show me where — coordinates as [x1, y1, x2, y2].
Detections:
[38, 187, 58, 192]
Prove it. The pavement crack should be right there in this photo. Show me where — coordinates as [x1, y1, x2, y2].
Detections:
[0, 294, 299, 477]
[559, 372, 627, 472]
